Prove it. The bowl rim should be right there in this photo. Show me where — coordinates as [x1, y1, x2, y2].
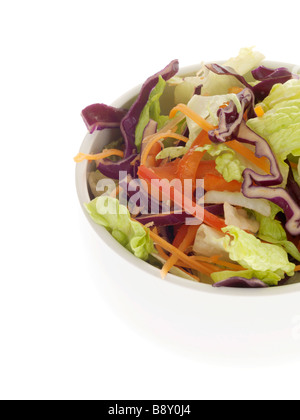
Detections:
[76, 59, 300, 297]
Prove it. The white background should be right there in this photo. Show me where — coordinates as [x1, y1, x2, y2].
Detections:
[1, 0, 300, 400]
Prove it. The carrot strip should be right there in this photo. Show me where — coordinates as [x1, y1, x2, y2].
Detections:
[254, 105, 265, 117]
[226, 140, 270, 173]
[214, 259, 244, 271]
[228, 87, 244, 94]
[138, 165, 226, 231]
[169, 104, 217, 132]
[154, 227, 242, 273]
[191, 255, 220, 264]
[172, 224, 189, 248]
[204, 174, 242, 192]
[295, 266, 300, 272]
[176, 130, 212, 191]
[141, 132, 189, 166]
[191, 255, 244, 271]
[149, 230, 220, 276]
[161, 225, 198, 279]
[153, 227, 172, 261]
[155, 243, 170, 261]
[150, 159, 181, 182]
[74, 149, 124, 163]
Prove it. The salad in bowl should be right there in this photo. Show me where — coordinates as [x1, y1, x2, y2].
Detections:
[75, 48, 300, 289]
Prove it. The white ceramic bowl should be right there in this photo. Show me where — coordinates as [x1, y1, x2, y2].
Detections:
[76, 60, 300, 296]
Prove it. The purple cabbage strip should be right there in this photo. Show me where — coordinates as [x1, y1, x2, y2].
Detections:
[81, 103, 128, 133]
[286, 163, 300, 208]
[97, 154, 138, 180]
[208, 89, 256, 143]
[96, 60, 179, 180]
[206, 63, 298, 102]
[236, 119, 283, 187]
[118, 175, 169, 215]
[136, 204, 224, 226]
[213, 278, 268, 288]
[205, 63, 253, 89]
[252, 66, 297, 102]
[205, 204, 224, 216]
[251, 66, 277, 80]
[209, 88, 300, 236]
[135, 205, 223, 226]
[120, 59, 179, 158]
[134, 203, 224, 226]
[237, 121, 300, 235]
[194, 85, 202, 95]
[252, 65, 293, 81]
[136, 212, 190, 227]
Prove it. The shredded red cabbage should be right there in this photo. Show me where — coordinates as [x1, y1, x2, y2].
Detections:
[120, 59, 179, 158]
[206, 63, 298, 102]
[81, 103, 127, 133]
[209, 88, 300, 236]
[213, 277, 268, 288]
[251, 65, 298, 102]
[95, 60, 179, 179]
[205, 64, 252, 89]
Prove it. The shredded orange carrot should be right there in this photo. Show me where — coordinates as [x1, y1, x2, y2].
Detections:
[191, 255, 220, 264]
[214, 259, 244, 271]
[161, 225, 198, 279]
[155, 245, 196, 270]
[153, 227, 195, 270]
[74, 149, 124, 163]
[226, 140, 270, 174]
[219, 102, 230, 109]
[295, 266, 300, 272]
[228, 87, 244, 94]
[152, 226, 243, 275]
[138, 165, 227, 231]
[149, 229, 220, 277]
[254, 105, 265, 118]
[169, 104, 217, 132]
[141, 131, 189, 166]
[155, 242, 170, 260]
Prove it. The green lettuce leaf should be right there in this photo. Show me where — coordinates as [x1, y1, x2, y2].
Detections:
[156, 146, 189, 160]
[247, 80, 300, 185]
[135, 75, 168, 150]
[247, 98, 300, 159]
[201, 47, 265, 96]
[260, 79, 300, 111]
[254, 201, 300, 261]
[255, 203, 300, 261]
[215, 152, 245, 183]
[254, 202, 285, 240]
[211, 269, 281, 286]
[221, 226, 295, 278]
[196, 144, 245, 182]
[85, 196, 154, 261]
[259, 236, 300, 262]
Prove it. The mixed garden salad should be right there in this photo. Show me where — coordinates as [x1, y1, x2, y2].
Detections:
[75, 48, 300, 288]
